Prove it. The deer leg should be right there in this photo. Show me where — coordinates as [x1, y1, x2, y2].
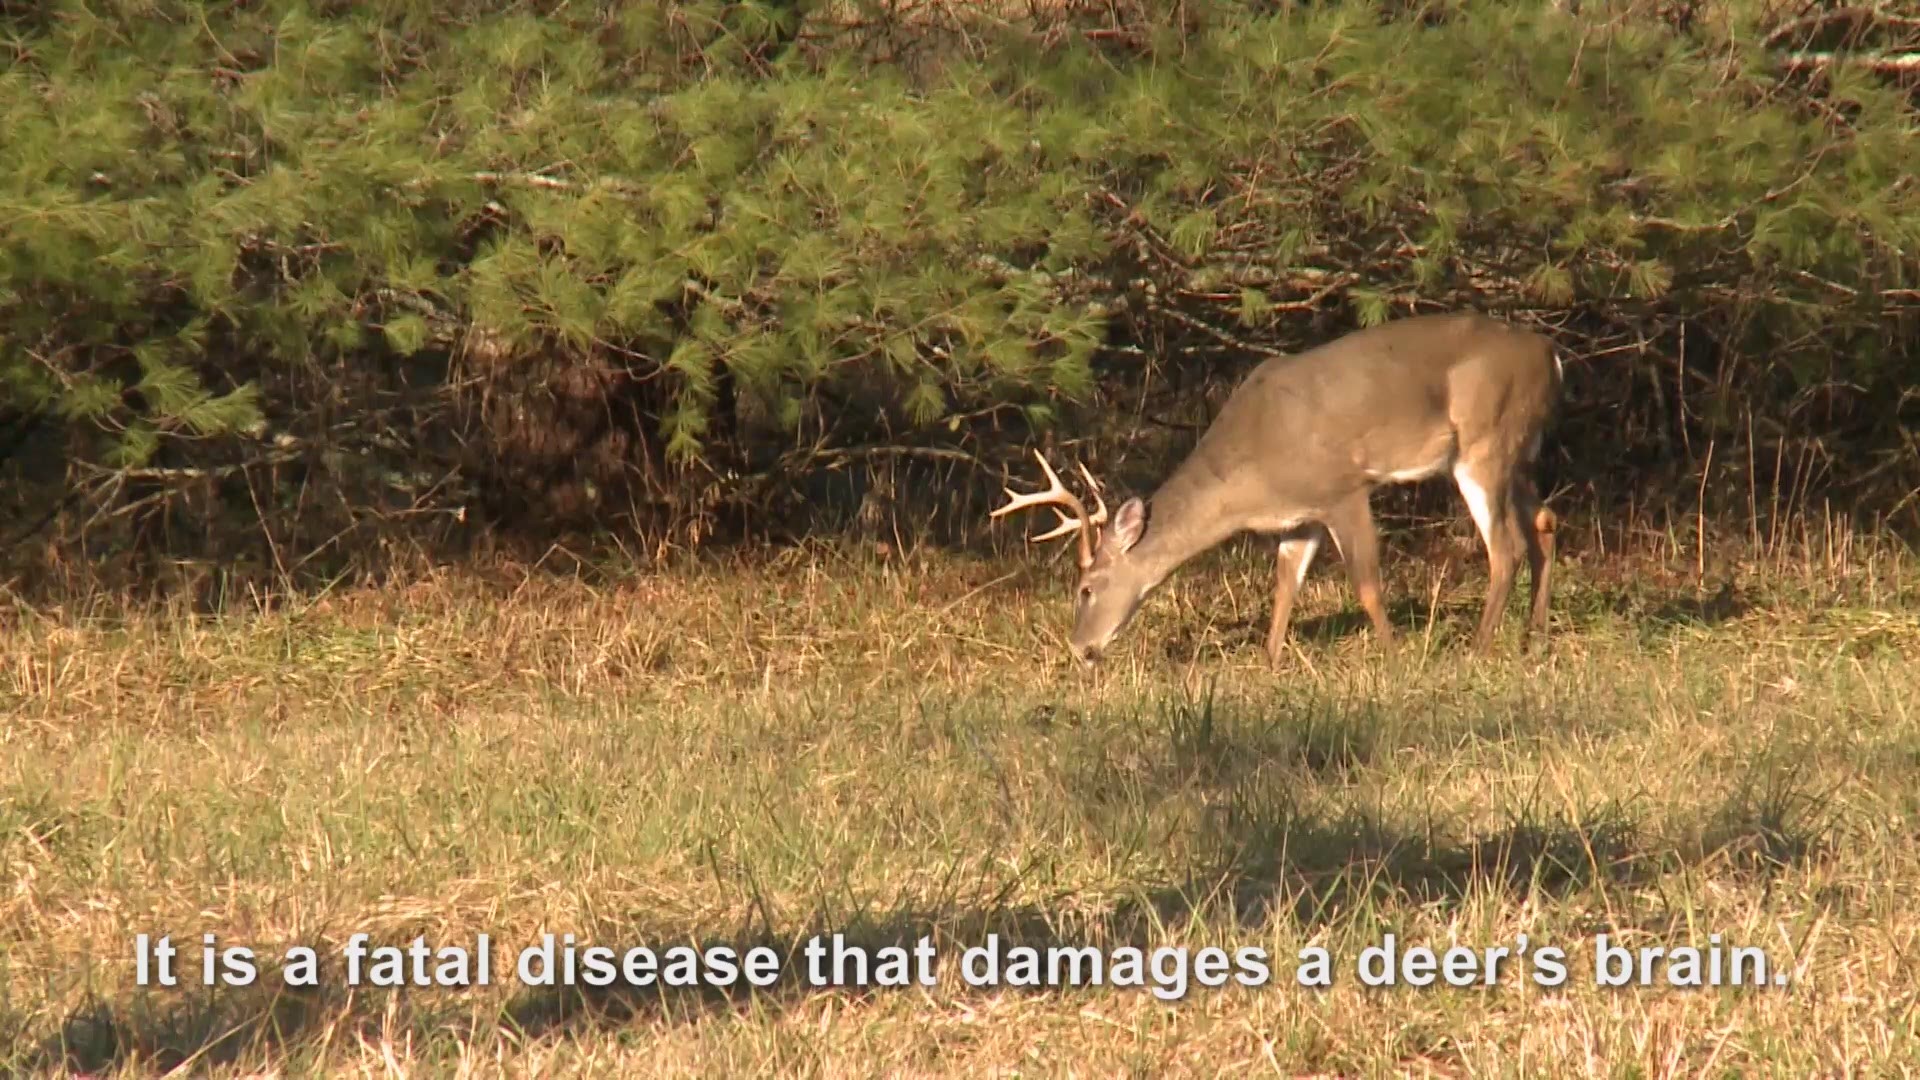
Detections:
[1267, 527, 1323, 669]
[1454, 460, 1524, 654]
[1510, 473, 1556, 647]
[1324, 495, 1394, 647]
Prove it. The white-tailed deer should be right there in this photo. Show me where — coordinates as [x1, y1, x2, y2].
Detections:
[991, 311, 1563, 667]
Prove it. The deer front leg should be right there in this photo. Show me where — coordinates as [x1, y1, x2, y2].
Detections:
[1267, 528, 1323, 669]
[1324, 495, 1395, 648]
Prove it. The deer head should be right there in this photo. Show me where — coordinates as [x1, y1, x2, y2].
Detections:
[990, 450, 1152, 665]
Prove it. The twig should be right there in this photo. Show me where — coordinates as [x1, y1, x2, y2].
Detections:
[784, 443, 986, 472]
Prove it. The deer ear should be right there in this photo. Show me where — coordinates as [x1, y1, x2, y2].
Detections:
[1108, 497, 1148, 553]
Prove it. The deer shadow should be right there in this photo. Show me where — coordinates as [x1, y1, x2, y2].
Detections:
[1570, 578, 1751, 644]
[1161, 595, 1464, 663]
[1168, 564, 1758, 662]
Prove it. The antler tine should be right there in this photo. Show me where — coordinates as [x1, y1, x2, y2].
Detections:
[1076, 462, 1110, 526]
[1028, 509, 1084, 542]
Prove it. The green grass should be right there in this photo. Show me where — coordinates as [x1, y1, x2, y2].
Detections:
[3, 527, 1918, 1076]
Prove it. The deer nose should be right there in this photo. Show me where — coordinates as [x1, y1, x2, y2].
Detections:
[1071, 643, 1100, 666]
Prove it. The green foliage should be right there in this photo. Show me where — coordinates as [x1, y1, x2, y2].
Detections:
[1, 0, 1916, 561]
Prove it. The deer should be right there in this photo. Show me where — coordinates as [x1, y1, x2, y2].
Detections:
[990, 310, 1564, 668]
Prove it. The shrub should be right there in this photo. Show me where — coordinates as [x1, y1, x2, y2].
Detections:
[1, 0, 1915, 591]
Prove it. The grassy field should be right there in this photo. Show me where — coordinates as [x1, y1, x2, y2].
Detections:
[4, 519, 1918, 1076]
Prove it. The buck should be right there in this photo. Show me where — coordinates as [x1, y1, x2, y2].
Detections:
[991, 311, 1564, 668]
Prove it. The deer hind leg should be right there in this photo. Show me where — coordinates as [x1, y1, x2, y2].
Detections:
[1454, 458, 1526, 654]
[1267, 526, 1323, 669]
[1509, 472, 1556, 646]
[1324, 495, 1394, 647]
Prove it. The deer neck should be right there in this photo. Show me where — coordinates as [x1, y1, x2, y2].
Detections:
[1125, 464, 1252, 589]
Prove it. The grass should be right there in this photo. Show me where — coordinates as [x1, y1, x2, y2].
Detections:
[3, 522, 1919, 1076]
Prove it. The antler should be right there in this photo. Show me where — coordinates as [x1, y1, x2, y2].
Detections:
[990, 449, 1111, 570]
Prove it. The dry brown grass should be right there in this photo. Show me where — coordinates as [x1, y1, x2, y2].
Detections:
[3, 526, 1918, 1076]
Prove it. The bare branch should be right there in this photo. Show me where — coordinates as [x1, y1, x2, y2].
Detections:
[1776, 51, 1920, 72]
